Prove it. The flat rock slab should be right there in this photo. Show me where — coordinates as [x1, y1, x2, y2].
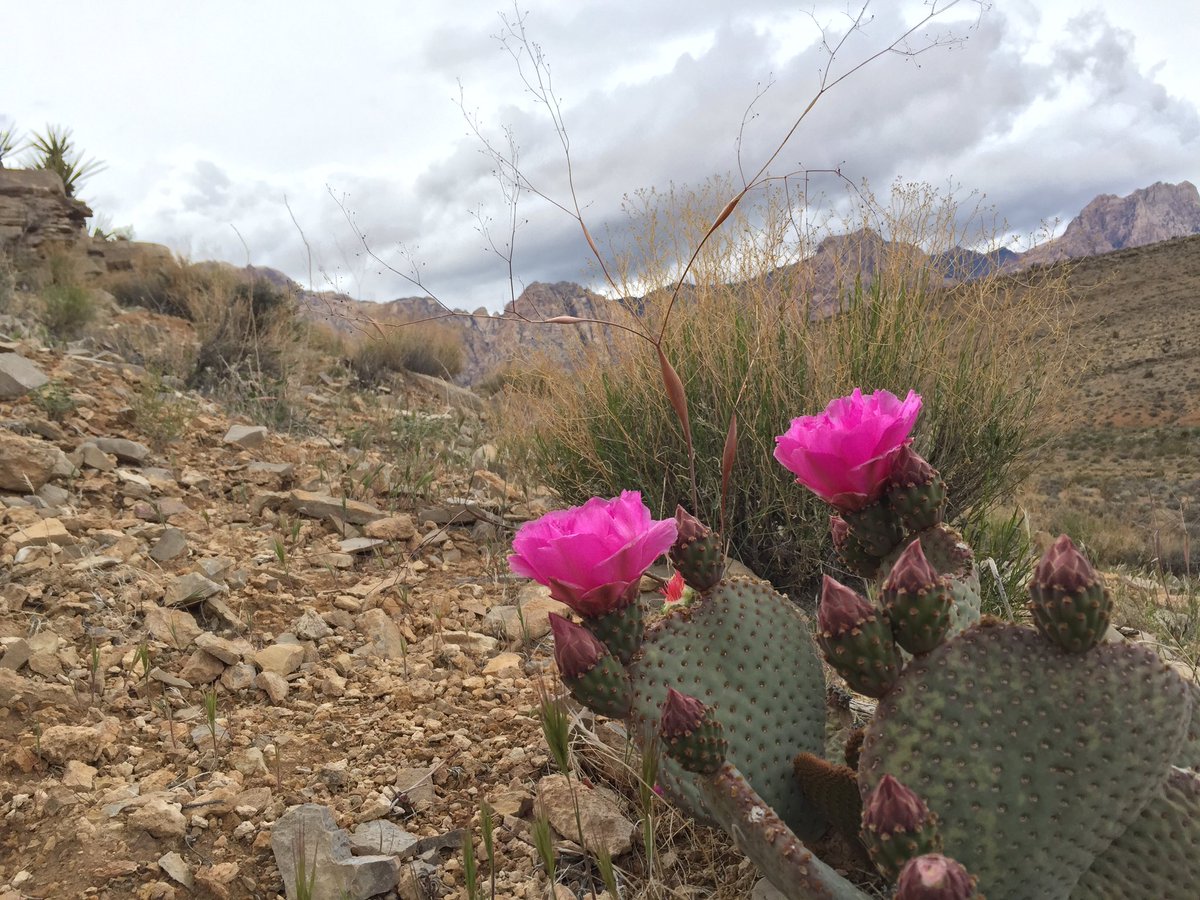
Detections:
[93, 437, 152, 464]
[536, 774, 636, 858]
[288, 490, 386, 525]
[0, 353, 49, 399]
[271, 803, 399, 900]
[9, 517, 73, 549]
[223, 424, 268, 448]
[164, 573, 224, 607]
[349, 820, 419, 858]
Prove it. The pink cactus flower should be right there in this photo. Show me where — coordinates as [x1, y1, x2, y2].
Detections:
[509, 491, 677, 617]
[661, 571, 686, 603]
[774, 389, 923, 511]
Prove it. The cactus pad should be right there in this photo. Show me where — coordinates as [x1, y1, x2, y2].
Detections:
[630, 578, 828, 841]
[1069, 768, 1200, 899]
[859, 622, 1191, 898]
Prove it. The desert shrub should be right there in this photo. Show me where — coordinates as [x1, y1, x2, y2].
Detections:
[39, 283, 95, 339]
[349, 321, 464, 384]
[36, 253, 95, 340]
[508, 180, 1070, 598]
[104, 258, 197, 319]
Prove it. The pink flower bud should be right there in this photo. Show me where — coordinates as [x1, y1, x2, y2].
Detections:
[895, 854, 977, 899]
[884, 540, 940, 594]
[548, 613, 608, 679]
[674, 506, 711, 544]
[889, 444, 937, 488]
[659, 687, 707, 738]
[829, 514, 851, 551]
[1033, 534, 1098, 594]
[863, 775, 930, 834]
[817, 575, 875, 636]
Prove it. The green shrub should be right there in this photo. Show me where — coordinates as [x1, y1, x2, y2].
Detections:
[508, 181, 1070, 598]
[39, 277, 95, 340]
[349, 322, 464, 383]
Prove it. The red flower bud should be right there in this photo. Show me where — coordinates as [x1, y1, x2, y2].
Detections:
[884, 540, 940, 595]
[659, 687, 707, 738]
[863, 775, 931, 834]
[548, 613, 608, 679]
[817, 575, 875, 636]
[1033, 534, 1098, 594]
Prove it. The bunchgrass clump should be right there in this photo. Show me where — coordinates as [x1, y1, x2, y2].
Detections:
[349, 320, 465, 383]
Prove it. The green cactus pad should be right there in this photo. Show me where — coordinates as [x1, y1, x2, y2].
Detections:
[562, 655, 632, 719]
[1029, 578, 1110, 653]
[888, 477, 947, 533]
[819, 611, 904, 698]
[844, 501, 904, 557]
[1068, 768, 1200, 899]
[585, 599, 643, 665]
[1178, 681, 1200, 769]
[883, 578, 953, 655]
[859, 622, 1191, 899]
[670, 530, 725, 592]
[630, 578, 828, 841]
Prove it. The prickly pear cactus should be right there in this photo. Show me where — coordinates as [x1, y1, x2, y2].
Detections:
[630, 576, 829, 841]
[858, 622, 1192, 899]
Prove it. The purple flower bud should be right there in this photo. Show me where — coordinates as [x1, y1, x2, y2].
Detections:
[548, 613, 608, 679]
[659, 687, 707, 738]
[1033, 534, 1098, 594]
[895, 854, 977, 899]
[884, 540, 940, 595]
[817, 575, 875, 636]
[863, 775, 931, 834]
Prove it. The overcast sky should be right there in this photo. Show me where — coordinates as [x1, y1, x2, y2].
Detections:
[4, 1, 1198, 311]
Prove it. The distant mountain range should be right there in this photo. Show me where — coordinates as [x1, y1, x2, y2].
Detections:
[282, 180, 1200, 384]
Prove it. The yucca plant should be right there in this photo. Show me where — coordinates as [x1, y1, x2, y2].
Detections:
[26, 125, 105, 198]
[0, 125, 22, 168]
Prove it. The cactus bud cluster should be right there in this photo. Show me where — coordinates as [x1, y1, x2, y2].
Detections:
[817, 576, 902, 698]
[658, 688, 727, 775]
[669, 506, 725, 591]
[861, 775, 943, 880]
[548, 614, 632, 718]
[881, 540, 953, 654]
[1029, 534, 1111, 652]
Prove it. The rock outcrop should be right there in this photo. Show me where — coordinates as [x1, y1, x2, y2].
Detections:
[0, 168, 91, 253]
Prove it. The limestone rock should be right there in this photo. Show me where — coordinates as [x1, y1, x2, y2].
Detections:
[223, 424, 267, 448]
[293, 608, 332, 641]
[178, 649, 225, 685]
[349, 820, 419, 858]
[0, 353, 49, 399]
[129, 797, 187, 839]
[39, 717, 120, 764]
[144, 606, 201, 648]
[255, 643, 304, 676]
[164, 573, 224, 607]
[9, 517, 73, 549]
[149, 527, 188, 563]
[158, 851, 193, 888]
[0, 431, 62, 492]
[255, 670, 289, 704]
[536, 774, 635, 858]
[0, 168, 91, 251]
[484, 583, 569, 643]
[287, 490, 386, 525]
[92, 436, 152, 464]
[194, 632, 245, 665]
[271, 803, 399, 900]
